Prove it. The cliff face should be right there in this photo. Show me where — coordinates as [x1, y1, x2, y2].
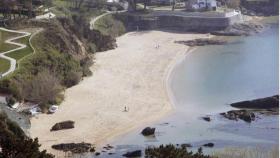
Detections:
[241, 0, 279, 16]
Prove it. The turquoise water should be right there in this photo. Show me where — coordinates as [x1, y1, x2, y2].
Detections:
[83, 21, 279, 157]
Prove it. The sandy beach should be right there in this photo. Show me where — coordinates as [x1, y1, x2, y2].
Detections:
[29, 30, 208, 155]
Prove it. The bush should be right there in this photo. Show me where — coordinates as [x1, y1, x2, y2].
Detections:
[64, 71, 82, 87]
[145, 144, 213, 158]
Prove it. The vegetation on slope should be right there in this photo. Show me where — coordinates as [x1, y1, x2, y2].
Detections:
[94, 14, 126, 37]
[0, 112, 54, 158]
[0, 14, 116, 110]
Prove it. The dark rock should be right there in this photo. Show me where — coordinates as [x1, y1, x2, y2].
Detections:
[181, 143, 192, 148]
[175, 39, 226, 46]
[141, 127, 155, 136]
[202, 116, 211, 122]
[95, 152, 101, 156]
[231, 95, 279, 109]
[90, 147, 95, 152]
[123, 150, 142, 157]
[50, 120, 75, 131]
[51, 142, 92, 153]
[108, 152, 114, 155]
[203, 143, 214, 148]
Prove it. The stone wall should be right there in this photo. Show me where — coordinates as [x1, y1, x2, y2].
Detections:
[122, 11, 243, 32]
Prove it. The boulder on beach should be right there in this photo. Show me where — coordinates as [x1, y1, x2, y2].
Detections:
[231, 95, 279, 109]
[141, 127, 155, 136]
[123, 150, 142, 157]
[50, 120, 75, 131]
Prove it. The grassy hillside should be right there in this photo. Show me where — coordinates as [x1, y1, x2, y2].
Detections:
[0, 58, 10, 74]
[6, 36, 32, 61]
[0, 30, 19, 53]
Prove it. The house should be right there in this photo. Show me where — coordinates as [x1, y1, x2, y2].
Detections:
[185, 0, 217, 11]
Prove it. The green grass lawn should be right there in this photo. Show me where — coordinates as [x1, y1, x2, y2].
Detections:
[0, 58, 10, 74]
[6, 36, 32, 61]
[0, 30, 20, 53]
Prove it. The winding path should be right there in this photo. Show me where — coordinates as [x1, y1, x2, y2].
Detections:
[0, 28, 41, 77]
[90, 10, 127, 30]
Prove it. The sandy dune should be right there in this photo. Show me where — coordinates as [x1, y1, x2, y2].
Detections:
[30, 30, 207, 155]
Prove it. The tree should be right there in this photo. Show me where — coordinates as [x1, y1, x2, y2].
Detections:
[19, 70, 63, 105]
[0, 113, 54, 158]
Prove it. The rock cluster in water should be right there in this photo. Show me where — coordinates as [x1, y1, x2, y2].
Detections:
[175, 39, 226, 46]
[220, 95, 279, 123]
[123, 150, 142, 157]
[211, 22, 264, 36]
[220, 110, 256, 123]
[51, 142, 94, 153]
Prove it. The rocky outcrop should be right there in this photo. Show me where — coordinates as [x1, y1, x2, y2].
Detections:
[211, 22, 264, 36]
[141, 127, 155, 136]
[220, 110, 256, 123]
[50, 120, 75, 131]
[175, 39, 226, 46]
[231, 95, 279, 109]
[123, 150, 142, 157]
[51, 142, 94, 153]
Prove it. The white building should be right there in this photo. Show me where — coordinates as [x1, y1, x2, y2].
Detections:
[185, 0, 217, 11]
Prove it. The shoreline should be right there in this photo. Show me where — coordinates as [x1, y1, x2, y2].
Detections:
[29, 30, 208, 155]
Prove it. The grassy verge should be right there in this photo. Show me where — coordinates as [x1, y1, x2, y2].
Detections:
[0, 30, 20, 53]
[0, 58, 10, 74]
[213, 146, 279, 158]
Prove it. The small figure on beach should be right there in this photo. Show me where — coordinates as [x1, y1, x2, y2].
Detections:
[124, 106, 128, 112]
[154, 44, 160, 49]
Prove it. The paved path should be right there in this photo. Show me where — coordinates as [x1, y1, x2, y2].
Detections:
[90, 10, 127, 30]
[0, 28, 41, 77]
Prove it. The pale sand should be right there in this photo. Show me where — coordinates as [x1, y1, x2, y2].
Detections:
[29, 30, 208, 154]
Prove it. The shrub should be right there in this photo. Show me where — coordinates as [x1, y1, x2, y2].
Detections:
[64, 71, 82, 87]
[145, 144, 213, 158]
